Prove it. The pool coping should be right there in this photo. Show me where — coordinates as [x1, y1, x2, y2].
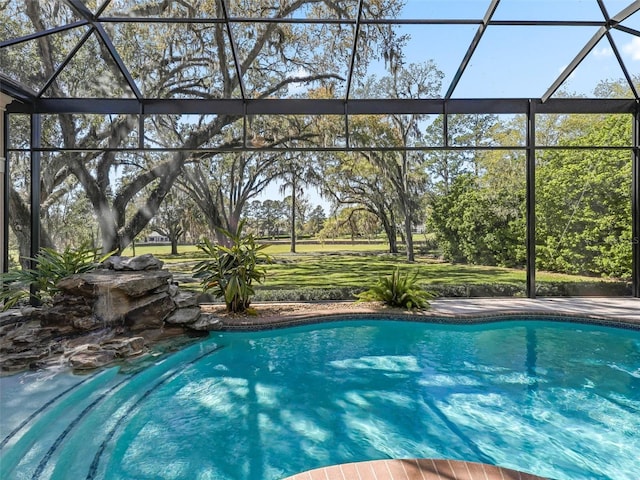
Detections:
[213, 297, 640, 331]
[281, 458, 547, 480]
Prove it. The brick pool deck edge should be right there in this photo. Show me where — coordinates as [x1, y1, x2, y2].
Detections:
[281, 458, 547, 480]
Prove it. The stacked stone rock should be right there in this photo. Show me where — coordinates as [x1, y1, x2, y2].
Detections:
[0, 254, 219, 373]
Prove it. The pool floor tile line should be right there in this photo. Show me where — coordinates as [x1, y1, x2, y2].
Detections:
[85, 345, 224, 480]
[0, 369, 100, 450]
[281, 459, 548, 480]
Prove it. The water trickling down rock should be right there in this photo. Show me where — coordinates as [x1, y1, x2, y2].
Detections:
[0, 255, 221, 373]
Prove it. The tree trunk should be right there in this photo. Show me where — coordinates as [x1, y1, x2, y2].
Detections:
[389, 229, 398, 254]
[290, 176, 297, 253]
[98, 209, 120, 254]
[198, 204, 230, 246]
[171, 238, 179, 255]
[380, 216, 398, 254]
[404, 214, 415, 262]
[9, 187, 55, 268]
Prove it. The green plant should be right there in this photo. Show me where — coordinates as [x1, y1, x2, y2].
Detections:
[193, 222, 272, 313]
[0, 243, 114, 311]
[0, 270, 34, 311]
[356, 267, 433, 310]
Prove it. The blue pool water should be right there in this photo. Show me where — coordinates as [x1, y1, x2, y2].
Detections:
[1, 319, 639, 480]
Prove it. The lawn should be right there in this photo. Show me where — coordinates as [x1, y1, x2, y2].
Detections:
[261, 254, 595, 290]
[12, 241, 611, 291]
[120, 241, 389, 259]
[129, 243, 612, 299]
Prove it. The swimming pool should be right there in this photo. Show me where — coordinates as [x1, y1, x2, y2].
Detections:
[1, 319, 639, 480]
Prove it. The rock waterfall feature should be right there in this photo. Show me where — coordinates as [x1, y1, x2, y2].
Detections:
[0, 254, 219, 373]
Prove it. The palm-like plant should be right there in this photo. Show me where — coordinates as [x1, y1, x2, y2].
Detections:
[356, 267, 433, 310]
[0, 243, 114, 311]
[193, 221, 272, 313]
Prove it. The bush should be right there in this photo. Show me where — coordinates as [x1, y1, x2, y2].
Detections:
[252, 287, 365, 302]
[535, 281, 631, 297]
[0, 243, 113, 311]
[356, 268, 433, 310]
[193, 222, 272, 313]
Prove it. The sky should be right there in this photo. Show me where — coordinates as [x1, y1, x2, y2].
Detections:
[17, 0, 628, 213]
[396, 0, 640, 98]
[261, 0, 640, 212]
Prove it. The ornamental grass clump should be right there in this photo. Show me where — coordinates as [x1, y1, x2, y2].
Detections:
[193, 222, 272, 313]
[0, 243, 114, 311]
[356, 267, 433, 310]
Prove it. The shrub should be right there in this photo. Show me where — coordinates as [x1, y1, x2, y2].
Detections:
[356, 268, 433, 310]
[252, 287, 365, 302]
[193, 222, 272, 313]
[0, 243, 114, 311]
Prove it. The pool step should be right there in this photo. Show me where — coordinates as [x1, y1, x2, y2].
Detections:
[0, 342, 221, 480]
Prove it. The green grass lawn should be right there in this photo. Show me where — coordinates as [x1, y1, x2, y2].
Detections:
[135, 243, 605, 298]
[261, 254, 595, 290]
[15, 241, 609, 289]
[121, 244, 202, 260]
[11, 242, 621, 301]
[120, 241, 389, 259]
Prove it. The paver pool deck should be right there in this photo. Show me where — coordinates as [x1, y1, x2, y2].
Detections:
[217, 297, 639, 480]
[282, 458, 546, 480]
[215, 297, 640, 330]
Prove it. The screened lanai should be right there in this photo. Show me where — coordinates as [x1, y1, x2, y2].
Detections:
[1, 0, 639, 297]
